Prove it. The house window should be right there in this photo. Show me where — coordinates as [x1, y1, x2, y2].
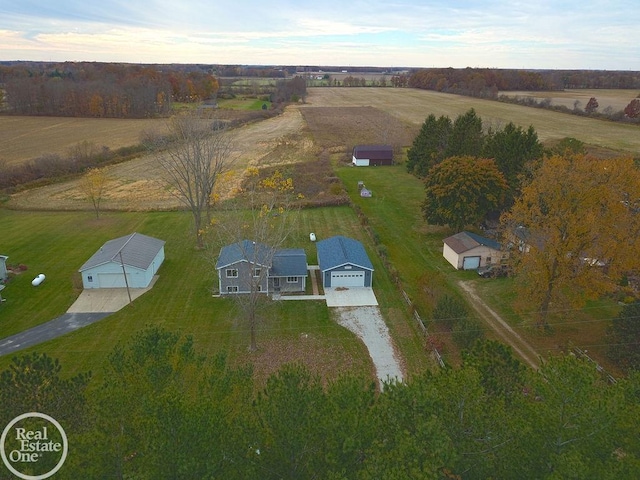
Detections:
[226, 269, 238, 278]
[227, 286, 238, 293]
[486, 257, 492, 264]
[253, 268, 261, 277]
[287, 276, 298, 283]
[87, 275, 93, 282]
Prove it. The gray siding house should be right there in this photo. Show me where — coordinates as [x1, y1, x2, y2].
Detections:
[216, 240, 308, 295]
[79, 233, 165, 289]
[316, 236, 374, 288]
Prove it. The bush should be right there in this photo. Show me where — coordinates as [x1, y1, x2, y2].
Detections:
[432, 295, 468, 331]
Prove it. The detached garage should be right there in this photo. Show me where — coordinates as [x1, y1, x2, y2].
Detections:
[317, 236, 374, 288]
[352, 145, 393, 166]
[443, 231, 502, 270]
[79, 232, 165, 289]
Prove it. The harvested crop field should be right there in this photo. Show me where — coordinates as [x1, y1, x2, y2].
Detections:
[5, 87, 640, 211]
[299, 106, 416, 150]
[305, 88, 640, 155]
[6, 107, 314, 211]
[0, 116, 168, 166]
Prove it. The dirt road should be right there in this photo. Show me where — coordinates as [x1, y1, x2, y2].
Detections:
[458, 280, 540, 368]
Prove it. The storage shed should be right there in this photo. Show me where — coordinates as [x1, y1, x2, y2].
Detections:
[443, 231, 502, 270]
[316, 236, 374, 288]
[79, 233, 165, 289]
[0, 255, 8, 282]
[352, 145, 393, 166]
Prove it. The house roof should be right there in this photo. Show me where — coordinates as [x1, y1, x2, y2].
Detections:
[353, 145, 393, 160]
[271, 249, 308, 277]
[316, 236, 374, 272]
[443, 231, 501, 254]
[79, 232, 165, 272]
[215, 240, 273, 269]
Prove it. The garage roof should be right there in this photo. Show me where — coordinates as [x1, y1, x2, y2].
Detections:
[316, 236, 374, 272]
[79, 232, 165, 272]
[443, 231, 500, 254]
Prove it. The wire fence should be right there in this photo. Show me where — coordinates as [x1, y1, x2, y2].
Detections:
[402, 289, 445, 368]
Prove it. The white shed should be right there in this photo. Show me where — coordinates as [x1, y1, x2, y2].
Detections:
[79, 233, 165, 289]
[0, 255, 8, 282]
[443, 231, 503, 270]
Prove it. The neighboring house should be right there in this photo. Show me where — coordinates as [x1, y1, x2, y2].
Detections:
[79, 232, 165, 289]
[352, 145, 393, 166]
[443, 231, 504, 270]
[317, 236, 374, 288]
[216, 240, 308, 295]
[0, 255, 8, 282]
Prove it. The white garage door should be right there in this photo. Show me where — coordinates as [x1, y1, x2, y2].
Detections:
[98, 273, 131, 288]
[462, 256, 481, 270]
[331, 271, 365, 287]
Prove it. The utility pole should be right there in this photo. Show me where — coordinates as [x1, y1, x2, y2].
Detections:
[119, 251, 132, 305]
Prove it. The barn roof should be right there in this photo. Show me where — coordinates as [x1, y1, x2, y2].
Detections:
[352, 145, 393, 160]
[79, 233, 165, 272]
[216, 240, 273, 269]
[443, 231, 501, 254]
[316, 236, 374, 272]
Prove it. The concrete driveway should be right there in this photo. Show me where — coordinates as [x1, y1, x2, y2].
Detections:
[324, 287, 379, 307]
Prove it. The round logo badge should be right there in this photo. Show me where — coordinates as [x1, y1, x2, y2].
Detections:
[1, 412, 68, 480]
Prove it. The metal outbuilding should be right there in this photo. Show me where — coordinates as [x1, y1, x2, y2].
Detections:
[79, 233, 165, 289]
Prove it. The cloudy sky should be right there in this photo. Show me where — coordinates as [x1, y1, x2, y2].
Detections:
[1, 0, 638, 69]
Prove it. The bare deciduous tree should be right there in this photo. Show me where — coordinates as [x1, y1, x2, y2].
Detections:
[157, 114, 235, 248]
[212, 168, 301, 351]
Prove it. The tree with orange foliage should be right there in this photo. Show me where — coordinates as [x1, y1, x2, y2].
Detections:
[501, 153, 640, 327]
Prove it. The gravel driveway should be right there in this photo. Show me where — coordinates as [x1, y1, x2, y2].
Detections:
[334, 305, 404, 389]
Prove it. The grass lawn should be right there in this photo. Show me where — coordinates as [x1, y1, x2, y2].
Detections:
[334, 161, 622, 373]
[0, 207, 377, 384]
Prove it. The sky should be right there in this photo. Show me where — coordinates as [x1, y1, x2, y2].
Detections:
[1, 0, 639, 70]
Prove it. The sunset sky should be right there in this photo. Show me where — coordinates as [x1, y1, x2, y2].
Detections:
[1, 0, 638, 69]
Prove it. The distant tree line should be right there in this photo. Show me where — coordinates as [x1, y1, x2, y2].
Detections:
[270, 76, 307, 103]
[497, 93, 640, 125]
[406, 68, 640, 96]
[0, 62, 219, 118]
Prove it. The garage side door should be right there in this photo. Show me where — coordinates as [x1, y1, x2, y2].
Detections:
[331, 271, 365, 287]
[462, 256, 481, 270]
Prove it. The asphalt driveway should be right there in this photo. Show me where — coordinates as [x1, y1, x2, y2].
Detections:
[0, 312, 112, 356]
[0, 278, 157, 357]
